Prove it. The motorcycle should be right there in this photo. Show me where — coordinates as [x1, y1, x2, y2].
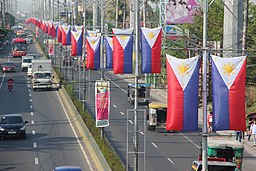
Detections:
[7, 79, 13, 92]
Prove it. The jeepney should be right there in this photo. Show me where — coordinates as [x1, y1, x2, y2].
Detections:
[207, 136, 244, 171]
[146, 102, 167, 131]
[127, 83, 150, 104]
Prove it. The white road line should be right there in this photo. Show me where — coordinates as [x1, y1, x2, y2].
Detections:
[120, 112, 124, 116]
[29, 93, 31, 97]
[28, 89, 31, 92]
[31, 120, 34, 124]
[30, 99, 32, 102]
[33, 143, 37, 148]
[28, 85, 30, 88]
[0, 73, 6, 90]
[31, 112, 34, 116]
[113, 104, 117, 108]
[167, 157, 174, 164]
[56, 91, 94, 171]
[179, 132, 200, 149]
[129, 120, 133, 124]
[151, 142, 158, 148]
[34, 158, 39, 165]
[139, 130, 144, 135]
[27, 81, 30, 84]
[32, 130, 35, 135]
[30, 105, 33, 109]
[104, 75, 127, 93]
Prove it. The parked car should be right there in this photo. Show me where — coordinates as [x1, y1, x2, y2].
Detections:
[0, 114, 28, 139]
[53, 166, 82, 171]
[1, 62, 16, 72]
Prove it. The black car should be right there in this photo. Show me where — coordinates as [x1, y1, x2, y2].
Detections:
[0, 114, 28, 139]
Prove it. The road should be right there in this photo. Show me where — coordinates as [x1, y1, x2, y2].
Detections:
[0, 37, 97, 171]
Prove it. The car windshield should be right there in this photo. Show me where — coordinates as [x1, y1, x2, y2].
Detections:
[23, 59, 32, 63]
[1, 116, 23, 124]
[4, 63, 14, 67]
[34, 73, 51, 79]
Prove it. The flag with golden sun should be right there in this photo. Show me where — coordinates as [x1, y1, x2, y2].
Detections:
[211, 55, 246, 131]
[86, 36, 101, 70]
[105, 36, 113, 69]
[166, 54, 200, 131]
[140, 27, 162, 73]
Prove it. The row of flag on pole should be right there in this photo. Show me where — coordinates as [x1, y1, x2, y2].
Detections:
[26, 18, 247, 132]
[166, 54, 246, 132]
[26, 17, 163, 74]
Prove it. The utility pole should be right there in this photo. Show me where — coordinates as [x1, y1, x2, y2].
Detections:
[93, 0, 98, 30]
[2, 0, 5, 27]
[134, 0, 139, 170]
[115, 0, 118, 28]
[242, 0, 249, 55]
[123, 0, 126, 28]
[202, 0, 208, 170]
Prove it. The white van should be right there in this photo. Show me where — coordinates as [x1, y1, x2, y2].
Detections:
[21, 55, 35, 72]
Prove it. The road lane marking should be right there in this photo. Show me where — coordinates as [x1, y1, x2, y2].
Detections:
[33, 143, 37, 148]
[56, 92, 93, 170]
[32, 130, 35, 135]
[129, 120, 133, 124]
[28, 89, 31, 92]
[28, 85, 30, 88]
[120, 112, 124, 116]
[113, 104, 117, 108]
[167, 157, 174, 164]
[31, 120, 34, 124]
[139, 130, 144, 135]
[30, 99, 32, 102]
[151, 142, 158, 148]
[29, 93, 31, 97]
[0, 73, 6, 90]
[179, 132, 200, 149]
[34, 158, 39, 165]
[30, 105, 33, 109]
[31, 112, 34, 116]
[104, 75, 127, 93]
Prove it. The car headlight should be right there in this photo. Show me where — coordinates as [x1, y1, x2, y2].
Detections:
[20, 126, 26, 130]
[0, 127, 5, 131]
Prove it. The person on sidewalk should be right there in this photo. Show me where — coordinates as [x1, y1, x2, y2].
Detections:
[251, 120, 256, 147]
[235, 131, 242, 143]
[248, 119, 253, 141]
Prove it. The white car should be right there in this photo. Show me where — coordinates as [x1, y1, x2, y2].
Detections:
[25, 35, 33, 44]
[22, 55, 35, 72]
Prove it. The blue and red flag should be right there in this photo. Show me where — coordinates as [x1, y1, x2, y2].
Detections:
[52, 22, 58, 39]
[57, 25, 62, 43]
[48, 22, 52, 36]
[112, 28, 133, 74]
[166, 55, 200, 131]
[74, 25, 84, 32]
[140, 27, 162, 73]
[105, 36, 113, 69]
[86, 36, 101, 70]
[211, 55, 246, 131]
[61, 25, 71, 45]
[87, 30, 99, 37]
[71, 30, 83, 56]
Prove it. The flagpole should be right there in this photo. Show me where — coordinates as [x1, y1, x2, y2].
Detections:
[202, 0, 208, 170]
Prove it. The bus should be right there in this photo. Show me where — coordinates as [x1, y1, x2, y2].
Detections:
[12, 38, 27, 57]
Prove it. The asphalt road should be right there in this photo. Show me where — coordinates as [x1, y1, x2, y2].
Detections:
[0, 38, 96, 171]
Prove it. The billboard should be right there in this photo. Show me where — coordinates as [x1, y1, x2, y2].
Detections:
[166, 0, 200, 24]
[165, 25, 188, 40]
[95, 80, 110, 127]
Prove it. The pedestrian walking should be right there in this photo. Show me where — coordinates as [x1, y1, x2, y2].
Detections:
[235, 131, 242, 142]
[248, 119, 253, 141]
[251, 120, 256, 147]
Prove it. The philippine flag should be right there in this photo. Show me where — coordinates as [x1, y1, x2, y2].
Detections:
[112, 28, 133, 74]
[166, 55, 200, 131]
[71, 30, 83, 56]
[105, 36, 113, 69]
[86, 36, 101, 70]
[141, 27, 162, 73]
[74, 25, 84, 32]
[57, 25, 62, 43]
[87, 30, 99, 37]
[48, 22, 52, 36]
[52, 22, 58, 39]
[211, 55, 246, 131]
[61, 25, 71, 45]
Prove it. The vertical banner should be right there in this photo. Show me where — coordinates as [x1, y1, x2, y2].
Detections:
[105, 36, 113, 69]
[86, 36, 101, 69]
[48, 39, 54, 56]
[166, 54, 199, 131]
[95, 80, 110, 127]
[211, 55, 246, 131]
[140, 27, 162, 73]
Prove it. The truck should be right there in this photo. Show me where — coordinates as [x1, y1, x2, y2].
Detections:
[21, 55, 35, 72]
[12, 38, 27, 57]
[31, 59, 54, 91]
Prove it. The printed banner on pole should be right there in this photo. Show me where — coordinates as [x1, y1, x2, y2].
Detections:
[95, 80, 110, 127]
[166, 54, 199, 131]
[211, 55, 246, 131]
[141, 27, 162, 73]
[48, 39, 54, 56]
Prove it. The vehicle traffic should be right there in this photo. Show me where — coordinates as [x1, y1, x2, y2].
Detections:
[21, 55, 35, 72]
[53, 166, 82, 171]
[191, 160, 237, 171]
[25, 35, 33, 44]
[1, 62, 16, 72]
[0, 114, 28, 139]
[12, 38, 27, 57]
[127, 83, 151, 104]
